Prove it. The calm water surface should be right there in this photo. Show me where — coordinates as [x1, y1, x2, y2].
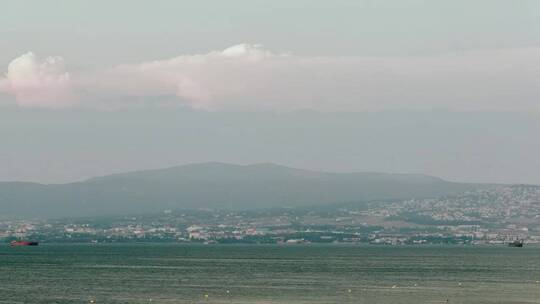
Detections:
[0, 244, 539, 303]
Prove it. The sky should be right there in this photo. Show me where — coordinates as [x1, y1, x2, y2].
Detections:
[1, 0, 539, 184]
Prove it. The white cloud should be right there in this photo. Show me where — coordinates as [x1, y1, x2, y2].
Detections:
[101, 44, 540, 111]
[0, 52, 73, 107]
[2, 45, 540, 111]
[99, 43, 287, 109]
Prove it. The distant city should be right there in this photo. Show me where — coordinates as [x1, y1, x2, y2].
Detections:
[2, 185, 539, 246]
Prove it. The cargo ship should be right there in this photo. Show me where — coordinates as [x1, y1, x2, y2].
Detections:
[10, 240, 39, 247]
[508, 240, 523, 247]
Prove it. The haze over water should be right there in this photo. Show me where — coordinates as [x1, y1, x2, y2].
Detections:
[1, 244, 539, 304]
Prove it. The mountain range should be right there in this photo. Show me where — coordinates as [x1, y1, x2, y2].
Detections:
[0, 162, 488, 218]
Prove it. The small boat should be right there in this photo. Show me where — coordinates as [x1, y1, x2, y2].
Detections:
[10, 240, 39, 247]
[508, 240, 523, 247]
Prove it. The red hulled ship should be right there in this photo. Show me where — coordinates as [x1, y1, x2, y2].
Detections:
[10, 240, 39, 246]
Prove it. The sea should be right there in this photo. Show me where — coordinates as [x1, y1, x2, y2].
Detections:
[0, 244, 539, 304]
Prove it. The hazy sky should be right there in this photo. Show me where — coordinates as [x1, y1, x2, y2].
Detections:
[1, 1, 539, 184]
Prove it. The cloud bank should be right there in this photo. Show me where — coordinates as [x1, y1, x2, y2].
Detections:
[1, 44, 539, 111]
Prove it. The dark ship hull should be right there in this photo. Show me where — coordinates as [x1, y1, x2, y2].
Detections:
[508, 240, 523, 247]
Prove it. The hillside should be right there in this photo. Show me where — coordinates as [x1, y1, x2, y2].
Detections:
[0, 162, 486, 218]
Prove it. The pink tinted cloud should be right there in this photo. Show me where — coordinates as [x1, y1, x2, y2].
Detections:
[0, 52, 74, 107]
[2, 45, 540, 112]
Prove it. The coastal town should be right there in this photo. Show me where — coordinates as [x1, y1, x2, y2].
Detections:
[1, 185, 539, 245]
